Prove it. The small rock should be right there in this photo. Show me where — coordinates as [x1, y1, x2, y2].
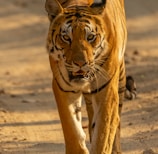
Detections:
[21, 138, 27, 141]
[5, 71, 10, 75]
[10, 94, 18, 98]
[133, 50, 139, 55]
[21, 99, 38, 103]
[0, 109, 7, 113]
[0, 89, 5, 95]
[128, 122, 133, 126]
[143, 149, 155, 154]
[13, 137, 18, 140]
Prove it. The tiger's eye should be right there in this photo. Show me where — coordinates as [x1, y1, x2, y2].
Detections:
[87, 34, 96, 42]
[63, 34, 70, 41]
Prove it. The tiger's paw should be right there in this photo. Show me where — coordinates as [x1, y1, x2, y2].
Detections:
[125, 76, 137, 100]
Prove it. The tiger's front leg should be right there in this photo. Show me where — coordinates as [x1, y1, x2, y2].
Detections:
[84, 74, 120, 154]
[52, 79, 89, 154]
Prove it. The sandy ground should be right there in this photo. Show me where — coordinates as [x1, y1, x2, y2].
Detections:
[0, 0, 158, 154]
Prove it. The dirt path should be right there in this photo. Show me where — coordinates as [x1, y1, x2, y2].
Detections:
[0, 0, 158, 153]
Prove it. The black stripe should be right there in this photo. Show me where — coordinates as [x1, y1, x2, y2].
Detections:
[52, 29, 55, 36]
[64, 10, 93, 19]
[119, 61, 125, 82]
[61, 0, 67, 5]
[55, 78, 79, 93]
[83, 78, 111, 94]
[79, 19, 90, 24]
[50, 47, 54, 53]
[66, 19, 73, 24]
[118, 87, 126, 93]
[94, 35, 105, 59]
[65, 15, 74, 19]
[119, 75, 125, 82]
[119, 104, 123, 108]
[57, 63, 72, 87]
[74, 12, 82, 18]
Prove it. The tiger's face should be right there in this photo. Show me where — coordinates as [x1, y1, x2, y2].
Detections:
[47, 7, 111, 88]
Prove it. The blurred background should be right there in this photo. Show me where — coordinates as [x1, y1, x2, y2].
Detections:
[0, 0, 158, 153]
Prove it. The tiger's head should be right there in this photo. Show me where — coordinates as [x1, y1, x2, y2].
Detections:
[46, 0, 115, 90]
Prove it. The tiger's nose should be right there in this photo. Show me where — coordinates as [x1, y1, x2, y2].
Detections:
[73, 60, 87, 67]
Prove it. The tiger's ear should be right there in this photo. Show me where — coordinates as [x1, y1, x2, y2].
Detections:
[90, 0, 106, 14]
[45, 0, 63, 17]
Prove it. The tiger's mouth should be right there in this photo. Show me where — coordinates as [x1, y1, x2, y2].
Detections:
[69, 70, 88, 81]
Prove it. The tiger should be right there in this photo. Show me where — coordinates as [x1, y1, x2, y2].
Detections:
[45, 0, 136, 153]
